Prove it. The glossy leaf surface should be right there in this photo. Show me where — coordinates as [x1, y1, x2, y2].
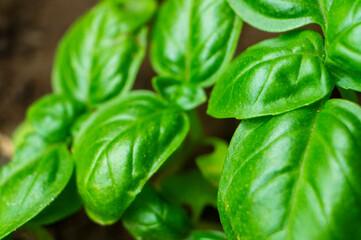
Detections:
[153, 77, 206, 110]
[74, 91, 189, 224]
[196, 138, 228, 187]
[187, 230, 226, 240]
[0, 144, 73, 239]
[31, 173, 82, 225]
[53, 1, 155, 106]
[219, 99, 361, 239]
[326, 0, 361, 91]
[151, 0, 242, 87]
[208, 30, 332, 119]
[227, 0, 329, 32]
[122, 184, 191, 240]
[160, 170, 217, 222]
[27, 94, 82, 142]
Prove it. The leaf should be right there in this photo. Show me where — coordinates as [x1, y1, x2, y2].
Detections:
[52, 0, 155, 106]
[27, 94, 83, 142]
[150, 0, 242, 87]
[325, 0, 361, 91]
[31, 173, 82, 225]
[13, 133, 51, 164]
[160, 169, 217, 222]
[227, 0, 330, 32]
[153, 77, 207, 111]
[208, 30, 333, 119]
[12, 121, 34, 149]
[219, 99, 361, 239]
[186, 230, 226, 240]
[0, 144, 73, 239]
[196, 138, 228, 187]
[122, 184, 191, 240]
[73, 91, 189, 225]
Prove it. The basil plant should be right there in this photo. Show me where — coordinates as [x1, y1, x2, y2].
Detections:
[1, 0, 361, 239]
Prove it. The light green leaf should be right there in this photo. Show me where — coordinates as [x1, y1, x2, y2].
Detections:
[219, 99, 361, 239]
[122, 184, 191, 240]
[74, 91, 189, 225]
[153, 77, 207, 111]
[53, 1, 155, 106]
[151, 0, 242, 87]
[227, 0, 330, 32]
[186, 230, 226, 240]
[31, 173, 82, 225]
[326, 0, 361, 91]
[208, 30, 333, 119]
[196, 138, 228, 187]
[12, 121, 34, 149]
[0, 144, 73, 239]
[160, 169, 217, 222]
[27, 94, 82, 142]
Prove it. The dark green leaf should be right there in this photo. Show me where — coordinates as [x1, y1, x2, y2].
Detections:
[74, 91, 189, 224]
[153, 77, 207, 110]
[326, 0, 361, 91]
[31, 173, 82, 225]
[196, 138, 228, 187]
[227, 0, 330, 32]
[208, 30, 333, 119]
[186, 230, 226, 240]
[219, 99, 361, 239]
[160, 169, 217, 222]
[27, 94, 82, 142]
[52, 1, 155, 106]
[0, 144, 73, 239]
[122, 184, 191, 240]
[151, 0, 242, 87]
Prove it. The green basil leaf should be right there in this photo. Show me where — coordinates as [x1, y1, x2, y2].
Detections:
[74, 91, 189, 225]
[122, 184, 191, 240]
[70, 111, 93, 139]
[1, 234, 12, 240]
[53, 1, 155, 106]
[31, 173, 82, 225]
[12, 121, 34, 149]
[208, 30, 333, 119]
[13, 133, 51, 164]
[196, 138, 228, 187]
[219, 99, 361, 239]
[227, 0, 330, 32]
[160, 169, 217, 222]
[187, 230, 226, 240]
[0, 144, 73, 239]
[153, 77, 207, 111]
[27, 94, 82, 142]
[151, 0, 242, 87]
[325, 0, 361, 91]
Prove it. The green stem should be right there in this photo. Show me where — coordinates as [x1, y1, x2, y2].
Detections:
[337, 86, 359, 103]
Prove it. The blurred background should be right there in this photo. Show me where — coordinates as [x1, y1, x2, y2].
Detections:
[0, 0, 321, 239]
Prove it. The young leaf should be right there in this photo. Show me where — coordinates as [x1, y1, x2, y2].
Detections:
[227, 0, 329, 32]
[74, 91, 189, 225]
[31, 173, 82, 225]
[27, 94, 82, 142]
[196, 138, 228, 187]
[160, 169, 217, 222]
[52, 0, 155, 106]
[186, 230, 226, 240]
[219, 99, 361, 239]
[0, 144, 73, 239]
[208, 30, 333, 119]
[325, 0, 361, 91]
[150, 0, 242, 87]
[122, 184, 191, 240]
[12, 121, 34, 149]
[13, 132, 51, 163]
[153, 77, 207, 111]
